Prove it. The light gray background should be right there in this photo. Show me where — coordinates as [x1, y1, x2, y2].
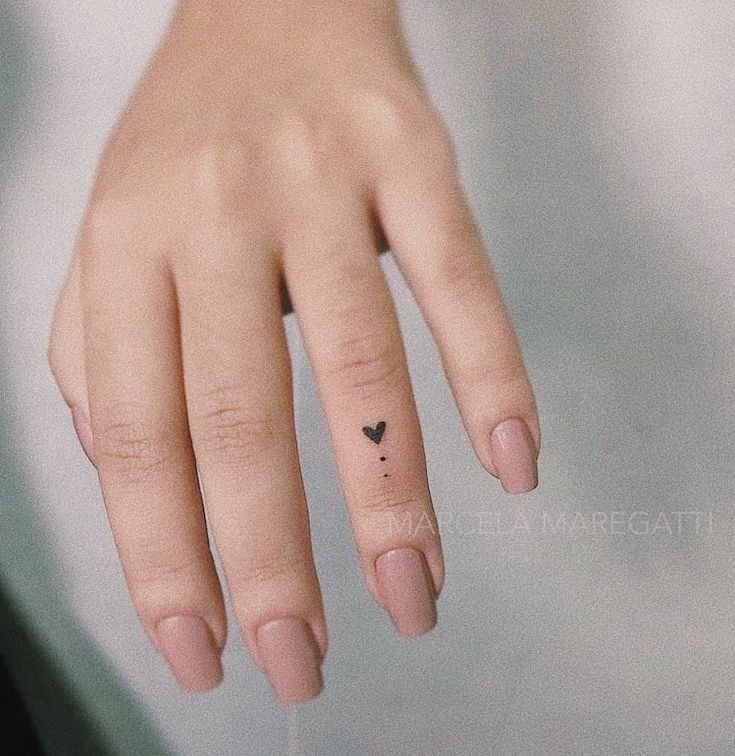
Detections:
[1, 1, 734, 754]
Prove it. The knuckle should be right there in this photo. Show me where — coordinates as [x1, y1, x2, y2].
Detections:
[360, 483, 428, 519]
[323, 328, 403, 396]
[368, 84, 434, 139]
[93, 403, 173, 479]
[267, 113, 334, 187]
[128, 554, 204, 596]
[463, 352, 532, 402]
[381, 88, 458, 169]
[127, 556, 216, 624]
[186, 141, 248, 222]
[189, 385, 288, 464]
[229, 551, 309, 593]
[362, 88, 415, 143]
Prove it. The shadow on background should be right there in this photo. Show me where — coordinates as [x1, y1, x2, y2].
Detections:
[0, 5, 171, 755]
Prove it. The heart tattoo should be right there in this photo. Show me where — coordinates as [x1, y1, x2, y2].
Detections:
[362, 421, 386, 445]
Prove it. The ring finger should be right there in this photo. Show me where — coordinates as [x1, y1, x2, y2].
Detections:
[283, 186, 443, 637]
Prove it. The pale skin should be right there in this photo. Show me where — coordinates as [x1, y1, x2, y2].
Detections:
[48, 0, 540, 703]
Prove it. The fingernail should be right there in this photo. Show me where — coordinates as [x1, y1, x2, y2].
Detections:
[154, 615, 223, 693]
[489, 417, 538, 494]
[375, 547, 437, 637]
[71, 406, 95, 465]
[256, 617, 323, 704]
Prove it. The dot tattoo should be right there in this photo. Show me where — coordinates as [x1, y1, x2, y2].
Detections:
[363, 421, 390, 478]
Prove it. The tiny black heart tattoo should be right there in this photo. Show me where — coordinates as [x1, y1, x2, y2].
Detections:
[362, 421, 386, 445]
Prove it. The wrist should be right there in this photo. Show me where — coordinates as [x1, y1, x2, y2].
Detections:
[176, 0, 400, 39]
[171, 0, 407, 79]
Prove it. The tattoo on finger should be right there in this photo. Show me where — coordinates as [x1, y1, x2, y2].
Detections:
[362, 420, 390, 478]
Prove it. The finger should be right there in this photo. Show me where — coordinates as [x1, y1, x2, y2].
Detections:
[174, 226, 326, 704]
[374, 128, 540, 494]
[278, 225, 389, 315]
[81, 220, 226, 693]
[283, 188, 442, 638]
[48, 253, 95, 464]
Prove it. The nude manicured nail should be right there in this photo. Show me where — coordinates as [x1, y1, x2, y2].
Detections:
[155, 615, 223, 693]
[71, 406, 95, 465]
[489, 417, 538, 494]
[375, 547, 437, 636]
[256, 617, 323, 704]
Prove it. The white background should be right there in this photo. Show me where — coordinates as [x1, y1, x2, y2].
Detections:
[1, 1, 734, 753]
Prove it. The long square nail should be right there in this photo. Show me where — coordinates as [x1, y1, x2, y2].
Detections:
[375, 547, 437, 636]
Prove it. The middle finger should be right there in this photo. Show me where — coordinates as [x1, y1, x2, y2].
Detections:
[174, 224, 327, 703]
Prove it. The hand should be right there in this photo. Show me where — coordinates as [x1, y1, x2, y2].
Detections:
[48, 0, 540, 703]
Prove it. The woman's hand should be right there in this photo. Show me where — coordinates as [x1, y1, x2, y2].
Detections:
[48, 0, 540, 703]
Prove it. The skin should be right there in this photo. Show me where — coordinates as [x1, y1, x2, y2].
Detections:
[48, 0, 540, 701]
